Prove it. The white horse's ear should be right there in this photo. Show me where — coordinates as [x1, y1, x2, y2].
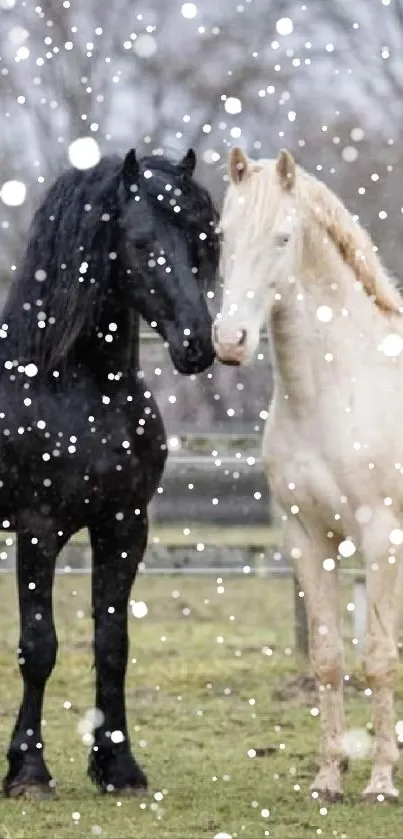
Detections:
[229, 147, 249, 184]
[276, 149, 295, 190]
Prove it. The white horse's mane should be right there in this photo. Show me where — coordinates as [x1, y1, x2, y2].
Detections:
[295, 165, 402, 314]
[223, 157, 403, 315]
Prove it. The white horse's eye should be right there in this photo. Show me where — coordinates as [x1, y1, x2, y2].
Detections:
[274, 233, 290, 248]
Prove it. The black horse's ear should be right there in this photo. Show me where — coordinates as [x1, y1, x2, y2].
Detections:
[179, 148, 196, 176]
[122, 149, 140, 191]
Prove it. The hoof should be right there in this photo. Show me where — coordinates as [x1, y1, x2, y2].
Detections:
[310, 788, 343, 804]
[361, 790, 399, 804]
[6, 782, 56, 800]
[88, 752, 149, 796]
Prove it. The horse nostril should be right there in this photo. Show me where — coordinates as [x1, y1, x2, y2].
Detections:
[213, 323, 246, 349]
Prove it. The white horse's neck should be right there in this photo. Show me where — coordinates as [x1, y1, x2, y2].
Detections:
[270, 224, 402, 417]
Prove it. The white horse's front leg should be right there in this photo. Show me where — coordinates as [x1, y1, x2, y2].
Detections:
[360, 512, 403, 802]
[284, 518, 345, 802]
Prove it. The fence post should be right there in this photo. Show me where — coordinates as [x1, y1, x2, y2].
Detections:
[353, 573, 366, 653]
[254, 550, 269, 578]
[293, 573, 309, 656]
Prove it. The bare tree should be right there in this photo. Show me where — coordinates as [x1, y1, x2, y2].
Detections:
[1, 0, 403, 428]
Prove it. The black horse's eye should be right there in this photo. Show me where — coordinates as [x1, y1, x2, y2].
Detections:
[133, 237, 150, 251]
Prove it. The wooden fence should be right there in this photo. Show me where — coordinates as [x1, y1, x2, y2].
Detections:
[0, 328, 371, 654]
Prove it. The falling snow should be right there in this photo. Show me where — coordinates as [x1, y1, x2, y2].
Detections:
[181, 2, 198, 19]
[275, 17, 294, 36]
[389, 528, 403, 546]
[77, 708, 105, 743]
[341, 728, 372, 759]
[378, 333, 403, 357]
[68, 137, 101, 170]
[24, 363, 38, 377]
[130, 600, 148, 618]
[0, 0, 403, 832]
[1, 180, 26, 206]
[338, 539, 356, 558]
[341, 145, 358, 162]
[224, 97, 242, 115]
[134, 34, 158, 58]
[316, 305, 333, 323]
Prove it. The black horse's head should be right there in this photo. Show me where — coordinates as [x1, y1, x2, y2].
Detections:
[118, 148, 219, 374]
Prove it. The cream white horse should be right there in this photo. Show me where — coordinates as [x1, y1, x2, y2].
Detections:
[213, 146, 403, 803]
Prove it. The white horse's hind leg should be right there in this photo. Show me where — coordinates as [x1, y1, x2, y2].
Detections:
[284, 519, 345, 802]
[360, 513, 403, 802]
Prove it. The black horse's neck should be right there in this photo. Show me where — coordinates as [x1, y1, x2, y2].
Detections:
[0, 256, 141, 387]
[75, 299, 140, 385]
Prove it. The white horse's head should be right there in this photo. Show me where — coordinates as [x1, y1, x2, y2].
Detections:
[214, 147, 299, 365]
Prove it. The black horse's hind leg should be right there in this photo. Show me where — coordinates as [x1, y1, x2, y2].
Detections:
[88, 512, 148, 794]
[4, 525, 68, 798]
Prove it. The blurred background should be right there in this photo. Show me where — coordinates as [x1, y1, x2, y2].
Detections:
[0, 0, 401, 537]
[1, 0, 402, 430]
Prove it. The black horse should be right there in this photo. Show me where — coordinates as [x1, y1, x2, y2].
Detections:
[0, 147, 218, 798]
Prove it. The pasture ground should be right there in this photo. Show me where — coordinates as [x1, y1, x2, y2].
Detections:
[0, 573, 401, 838]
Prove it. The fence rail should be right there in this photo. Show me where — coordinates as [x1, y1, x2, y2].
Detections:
[0, 525, 370, 655]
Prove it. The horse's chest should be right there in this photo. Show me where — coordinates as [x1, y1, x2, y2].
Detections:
[0, 394, 167, 515]
[81, 409, 166, 484]
[262, 417, 343, 523]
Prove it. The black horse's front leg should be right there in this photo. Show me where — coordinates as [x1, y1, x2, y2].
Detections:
[4, 526, 67, 799]
[88, 512, 149, 794]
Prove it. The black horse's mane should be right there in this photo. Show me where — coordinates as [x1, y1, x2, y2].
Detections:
[2, 153, 217, 371]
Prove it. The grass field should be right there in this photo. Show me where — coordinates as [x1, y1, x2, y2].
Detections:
[0, 572, 401, 838]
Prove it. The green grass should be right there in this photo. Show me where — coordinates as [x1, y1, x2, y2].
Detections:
[0, 573, 401, 837]
[0, 524, 281, 548]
